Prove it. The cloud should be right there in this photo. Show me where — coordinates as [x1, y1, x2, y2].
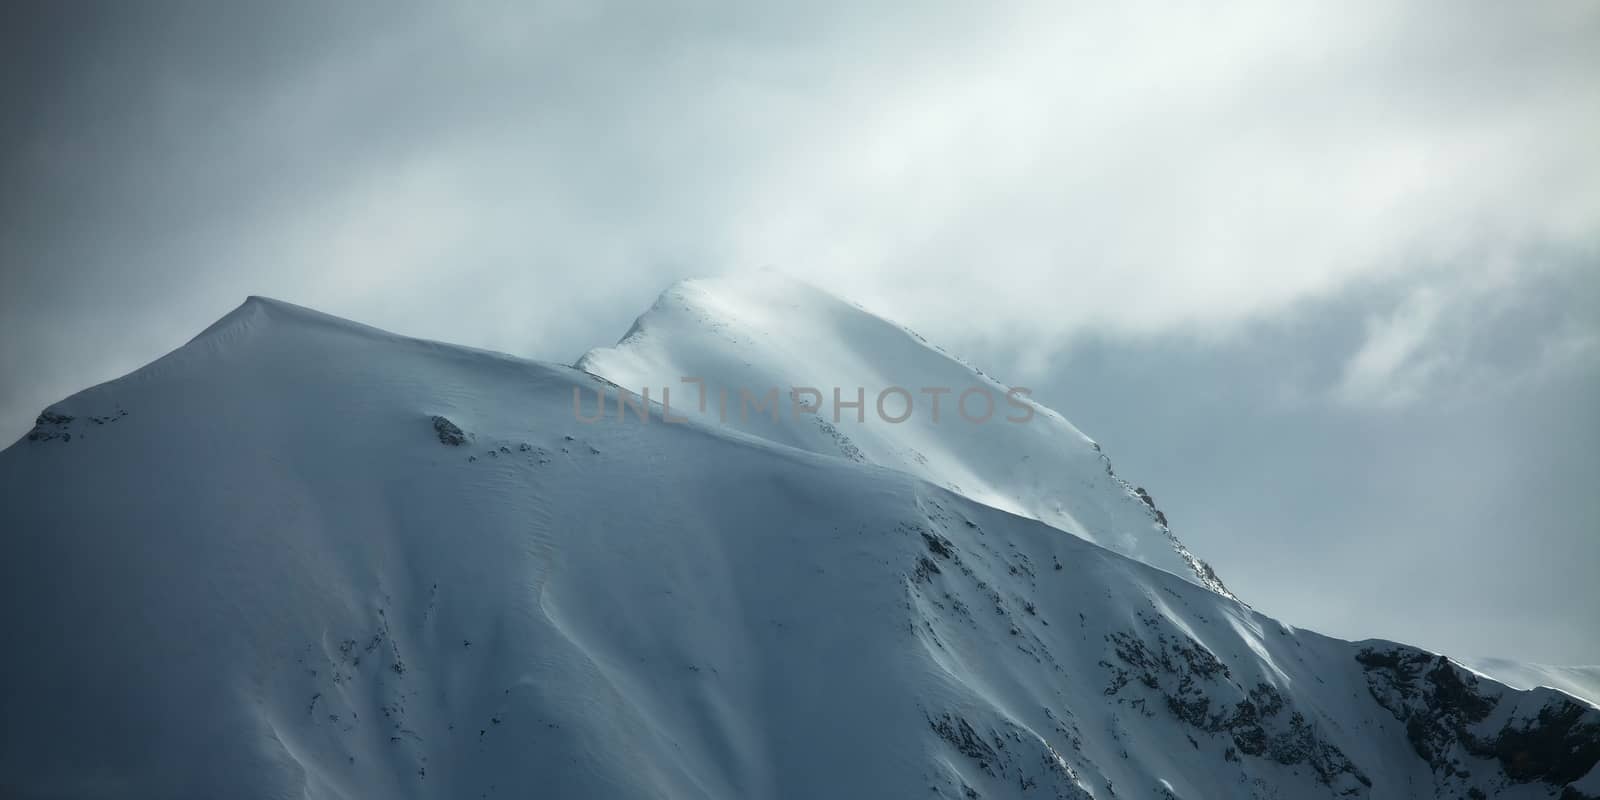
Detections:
[0, 0, 1596, 664]
[1336, 288, 1447, 408]
[1, 0, 1597, 438]
[704, 0, 1600, 348]
[1333, 253, 1599, 409]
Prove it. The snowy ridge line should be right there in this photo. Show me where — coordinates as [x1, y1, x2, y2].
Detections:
[579, 273, 1232, 596]
[2, 287, 1595, 798]
[1457, 658, 1600, 709]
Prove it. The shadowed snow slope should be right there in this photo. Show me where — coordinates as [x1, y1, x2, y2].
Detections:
[578, 274, 1228, 596]
[2, 295, 1596, 799]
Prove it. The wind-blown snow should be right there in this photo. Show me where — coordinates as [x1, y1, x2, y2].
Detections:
[1462, 659, 1600, 708]
[578, 273, 1228, 596]
[1, 293, 1594, 799]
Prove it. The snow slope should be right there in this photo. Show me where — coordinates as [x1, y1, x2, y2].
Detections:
[1, 295, 1595, 799]
[578, 273, 1229, 596]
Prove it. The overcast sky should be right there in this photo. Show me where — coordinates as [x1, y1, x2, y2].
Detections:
[3, 1, 1596, 662]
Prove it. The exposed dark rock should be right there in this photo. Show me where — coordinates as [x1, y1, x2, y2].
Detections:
[1132, 487, 1169, 527]
[430, 415, 466, 446]
[922, 531, 956, 559]
[1492, 703, 1600, 785]
[929, 713, 1000, 773]
[1357, 644, 1600, 796]
[25, 410, 77, 442]
[1102, 620, 1370, 793]
[927, 712, 1091, 799]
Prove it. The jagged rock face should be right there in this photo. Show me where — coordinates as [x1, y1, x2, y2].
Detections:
[900, 492, 1590, 800]
[1358, 646, 1600, 798]
[1100, 622, 1370, 795]
[926, 711, 1092, 800]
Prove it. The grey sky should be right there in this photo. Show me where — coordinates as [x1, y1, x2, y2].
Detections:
[2, 1, 1597, 661]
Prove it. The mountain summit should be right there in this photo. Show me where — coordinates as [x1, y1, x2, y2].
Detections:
[1, 286, 1595, 799]
[579, 273, 1229, 596]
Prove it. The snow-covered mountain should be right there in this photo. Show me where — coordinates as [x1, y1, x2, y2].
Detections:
[578, 273, 1228, 597]
[1, 289, 1595, 799]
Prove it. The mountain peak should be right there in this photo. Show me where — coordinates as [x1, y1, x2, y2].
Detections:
[581, 274, 1230, 596]
[6, 286, 1596, 799]
[189, 295, 399, 347]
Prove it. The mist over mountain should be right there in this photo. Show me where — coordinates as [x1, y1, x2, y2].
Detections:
[1, 278, 1595, 799]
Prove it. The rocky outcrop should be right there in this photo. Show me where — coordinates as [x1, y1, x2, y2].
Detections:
[430, 415, 466, 446]
[24, 408, 127, 443]
[1101, 615, 1371, 795]
[1358, 645, 1600, 798]
[926, 711, 1093, 800]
